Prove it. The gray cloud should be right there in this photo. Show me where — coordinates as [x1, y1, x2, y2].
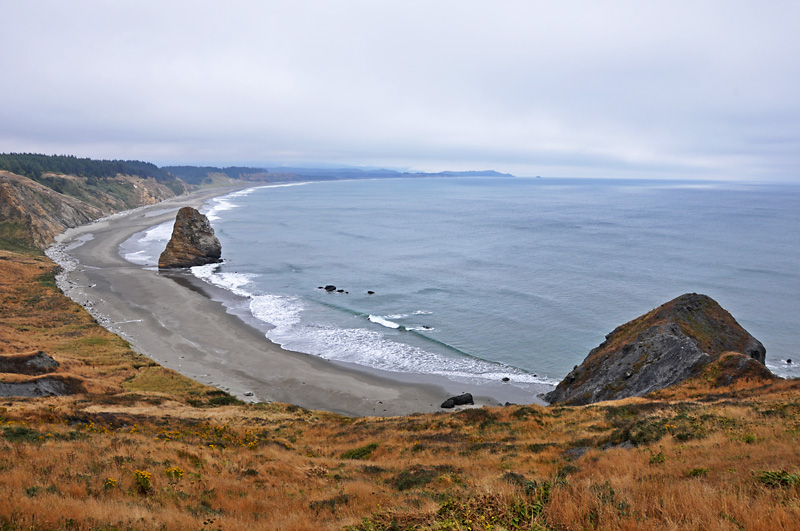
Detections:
[1, 1, 798, 180]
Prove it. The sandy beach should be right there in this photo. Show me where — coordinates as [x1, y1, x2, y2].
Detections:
[49, 185, 545, 416]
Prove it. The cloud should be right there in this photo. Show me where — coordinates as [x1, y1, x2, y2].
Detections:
[1, 1, 799, 180]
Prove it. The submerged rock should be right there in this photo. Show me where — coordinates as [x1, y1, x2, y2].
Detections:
[158, 207, 222, 269]
[545, 293, 770, 406]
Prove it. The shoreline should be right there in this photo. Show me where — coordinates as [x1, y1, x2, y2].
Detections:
[49, 184, 548, 416]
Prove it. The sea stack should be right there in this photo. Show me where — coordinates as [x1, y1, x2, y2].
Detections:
[158, 207, 222, 269]
[545, 293, 771, 406]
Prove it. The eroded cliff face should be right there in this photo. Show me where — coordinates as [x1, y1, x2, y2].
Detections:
[1, 172, 104, 248]
[0, 170, 179, 249]
[545, 293, 771, 406]
[158, 207, 222, 269]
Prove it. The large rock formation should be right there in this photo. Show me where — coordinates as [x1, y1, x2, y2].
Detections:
[158, 207, 222, 269]
[545, 293, 770, 406]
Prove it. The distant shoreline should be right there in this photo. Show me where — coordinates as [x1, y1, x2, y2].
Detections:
[49, 184, 546, 416]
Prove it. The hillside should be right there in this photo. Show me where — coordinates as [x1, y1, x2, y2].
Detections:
[0, 170, 183, 251]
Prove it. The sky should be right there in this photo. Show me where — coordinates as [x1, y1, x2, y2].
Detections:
[2, 1, 799, 181]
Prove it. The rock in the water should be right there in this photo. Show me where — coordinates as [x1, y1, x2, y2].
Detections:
[441, 392, 474, 409]
[545, 293, 771, 406]
[158, 207, 222, 269]
[324, 285, 337, 292]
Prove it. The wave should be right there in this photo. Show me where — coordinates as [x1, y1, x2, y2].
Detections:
[267, 322, 552, 385]
[191, 264, 257, 298]
[205, 183, 311, 220]
[124, 250, 152, 265]
[368, 315, 401, 329]
[139, 221, 173, 242]
[187, 263, 552, 387]
[251, 294, 304, 331]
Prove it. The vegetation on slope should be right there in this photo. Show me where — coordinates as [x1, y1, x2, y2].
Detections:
[0, 169, 183, 251]
[0, 153, 172, 182]
[162, 166, 273, 185]
[2, 248, 800, 530]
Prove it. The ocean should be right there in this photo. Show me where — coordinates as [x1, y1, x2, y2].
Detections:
[120, 177, 800, 394]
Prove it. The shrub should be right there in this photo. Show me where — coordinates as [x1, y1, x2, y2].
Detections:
[165, 466, 184, 483]
[309, 494, 352, 514]
[3, 426, 42, 443]
[757, 470, 800, 488]
[133, 470, 153, 495]
[341, 442, 378, 460]
[390, 465, 455, 491]
[687, 467, 710, 478]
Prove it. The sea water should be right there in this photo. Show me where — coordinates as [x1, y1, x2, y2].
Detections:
[120, 177, 800, 392]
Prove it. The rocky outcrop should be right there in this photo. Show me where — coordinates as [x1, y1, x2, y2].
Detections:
[0, 377, 80, 398]
[158, 207, 222, 269]
[441, 393, 474, 409]
[545, 293, 770, 406]
[0, 351, 60, 375]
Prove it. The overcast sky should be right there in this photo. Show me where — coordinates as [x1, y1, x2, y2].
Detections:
[2, 1, 799, 180]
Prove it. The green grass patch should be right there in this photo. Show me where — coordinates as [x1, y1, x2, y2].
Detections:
[390, 465, 456, 491]
[123, 366, 213, 400]
[0, 222, 40, 254]
[341, 442, 379, 460]
[3, 426, 43, 443]
[756, 470, 800, 488]
[186, 389, 243, 408]
[687, 467, 710, 478]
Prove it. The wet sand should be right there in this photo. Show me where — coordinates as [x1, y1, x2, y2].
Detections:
[50, 185, 546, 416]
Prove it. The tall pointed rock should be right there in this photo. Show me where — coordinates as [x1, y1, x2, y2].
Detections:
[158, 207, 222, 269]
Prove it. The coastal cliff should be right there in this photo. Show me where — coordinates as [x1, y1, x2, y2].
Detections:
[158, 207, 222, 268]
[545, 293, 773, 405]
[0, 169, 181, 250]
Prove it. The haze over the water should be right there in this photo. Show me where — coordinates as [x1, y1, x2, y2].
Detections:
[2, 1, 799, 182]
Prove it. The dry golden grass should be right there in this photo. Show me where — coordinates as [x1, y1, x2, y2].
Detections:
[2, 249, 800, 530]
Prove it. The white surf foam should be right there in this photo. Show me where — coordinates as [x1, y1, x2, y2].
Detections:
[191, 264, 258, 298]
[204, 187, 262, 221]
[138, 221, 173, 243]
[368, 315, 401, 329]
[187, 264, 553, 387]
[250, 294, 304, 331]
[265, 320, 553, 387]
[124, 250, 152, 265]
[188, 261, 551, 387]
